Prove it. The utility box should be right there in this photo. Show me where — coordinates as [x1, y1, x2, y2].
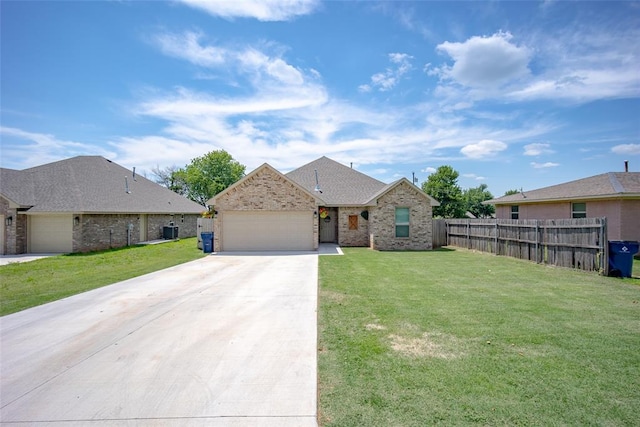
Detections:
[163, 226, 179, 240]
[608, 241, 639, 278]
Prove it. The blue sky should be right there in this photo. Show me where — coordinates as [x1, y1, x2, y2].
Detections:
[1, 0, 639, 197]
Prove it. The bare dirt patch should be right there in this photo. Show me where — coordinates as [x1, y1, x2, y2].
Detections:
[365, 323, 387, 331]
[388, 332, 464, 359]
[320, 289, 349, 304]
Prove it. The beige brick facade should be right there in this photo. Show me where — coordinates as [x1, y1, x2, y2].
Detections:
[213, 165, 319, 252]
[369, 181, 433, 250]
[211, 165, 436, 252]
[337, 207, 371, 247]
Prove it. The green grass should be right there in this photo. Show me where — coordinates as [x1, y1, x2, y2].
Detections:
[0, 238, 206, 316]
[318, 248, 640, 426]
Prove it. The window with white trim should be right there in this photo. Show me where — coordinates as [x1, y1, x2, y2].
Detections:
[572, 202, 586, 218]
[511, 205, 519, 220]
[395, 207, 410, 238]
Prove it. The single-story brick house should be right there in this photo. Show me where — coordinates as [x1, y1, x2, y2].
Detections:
[485, 171, 640, 241]
[0, 156, 204, 254]
[208, 156, 440, 251]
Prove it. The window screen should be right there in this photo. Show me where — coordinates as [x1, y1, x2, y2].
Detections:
[395, 207, 410, 238]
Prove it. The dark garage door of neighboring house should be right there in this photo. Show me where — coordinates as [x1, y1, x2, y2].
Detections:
[222, 211, 313, 251]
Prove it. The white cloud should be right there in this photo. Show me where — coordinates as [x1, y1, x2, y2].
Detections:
[460, 139, 507, 159]
[362, 52, 414, 92]
[422, 167, 437, 174]
[179, 0, 320, 21]
[611, 144, 640, 155]
[523, 143, 554, 156]
[435, 31, 531, 89]
[531, 161, 560, 168]
[154, 31, 226, 67]
[463, 173, 486, 181]
[0, 126, 115, 169]
[507, 22, 640, 103]
[153, 31, 307, 88]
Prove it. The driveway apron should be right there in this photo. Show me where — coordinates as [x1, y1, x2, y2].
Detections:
[0, 253, 318, 426]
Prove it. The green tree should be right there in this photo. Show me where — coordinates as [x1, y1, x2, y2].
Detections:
[182, 150, 246, 206]
[422, 165, 465, 218]
[154, 150, 245, 206]
[151, 164, 188, 196]
[504, 189, 520, 196]
[462, 183, 495, 218]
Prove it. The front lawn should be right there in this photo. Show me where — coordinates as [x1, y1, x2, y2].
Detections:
[318, 248, 640, 426]
[0, 238, 206, 316]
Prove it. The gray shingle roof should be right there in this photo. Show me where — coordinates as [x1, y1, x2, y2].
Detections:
[286, 156, 387, 205]
[0, 156, 204, 214]
[487, 172, 640, 205]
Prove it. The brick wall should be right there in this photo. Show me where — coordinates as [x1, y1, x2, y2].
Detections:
[0, 196, 26, 255]
[73, 213, 199, 253]
[338, 207, 370, 246]
[213, 166, 318, 251]
[369, 181, 433, 250]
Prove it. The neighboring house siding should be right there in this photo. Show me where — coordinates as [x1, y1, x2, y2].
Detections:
[497, 203, 570, 220]
[370, 181, 432, 250]
[619, 199, 640, 241]
[72, 213, 199, 253]
[338, 207, 370, 247]
[213, 167, 318, 252]
[496, 199, 640, 242]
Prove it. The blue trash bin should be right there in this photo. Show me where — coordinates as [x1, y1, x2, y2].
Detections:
[608, 241, 639, 278]
[201, 232, 214, 254]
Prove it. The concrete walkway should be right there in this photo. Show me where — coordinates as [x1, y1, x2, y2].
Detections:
[0, 253, 318, 426]
[0, 254, 59, 266]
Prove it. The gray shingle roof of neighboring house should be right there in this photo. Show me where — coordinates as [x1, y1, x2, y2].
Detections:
[486, 172, 640, 205]
[0, 156, 204, 214]
[286, 156, 388, 206]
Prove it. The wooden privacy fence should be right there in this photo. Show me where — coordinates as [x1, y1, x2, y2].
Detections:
[433, 218, 608, 274]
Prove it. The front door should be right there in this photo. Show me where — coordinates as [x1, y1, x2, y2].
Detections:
[319, 208, 337, 243]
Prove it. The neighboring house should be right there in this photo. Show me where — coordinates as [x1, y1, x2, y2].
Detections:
[208, 156, 440, 251]
[0, 156, 204, 254]
[485, 172, 640, 241]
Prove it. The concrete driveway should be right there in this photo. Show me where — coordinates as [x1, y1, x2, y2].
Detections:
[0, 252, 318, 426]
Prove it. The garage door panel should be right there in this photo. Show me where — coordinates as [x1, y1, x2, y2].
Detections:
[30, 215, 73, 253]
[223, 211, 313, 251]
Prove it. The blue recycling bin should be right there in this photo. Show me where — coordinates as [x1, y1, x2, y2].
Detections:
[201, 232, 214, 254]
[608, 241, 639, 278]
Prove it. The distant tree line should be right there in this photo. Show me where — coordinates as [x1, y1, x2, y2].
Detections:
[421, 165, 516, 219]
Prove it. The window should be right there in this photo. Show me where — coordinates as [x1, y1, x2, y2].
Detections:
[348, 215, 358, 230]
[511, 205, 519, 220]
[395, 207, 410, 238]
[572, 202, 586, 218]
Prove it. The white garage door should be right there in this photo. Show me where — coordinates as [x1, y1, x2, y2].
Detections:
[222, 211, 313, 251]
[30, 215, 73, 253]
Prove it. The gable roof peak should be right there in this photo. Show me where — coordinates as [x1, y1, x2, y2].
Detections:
[286, 156, 386, 205]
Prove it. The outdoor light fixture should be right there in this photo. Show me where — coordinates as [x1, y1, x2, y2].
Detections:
[74, 216, 80, 226]
[314, 210, 318, 219]
[5, 216, 12, 226]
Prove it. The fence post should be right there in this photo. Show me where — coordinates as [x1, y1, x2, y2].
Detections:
[534, 220, 538, 263]
[601, 217, 608, 275]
